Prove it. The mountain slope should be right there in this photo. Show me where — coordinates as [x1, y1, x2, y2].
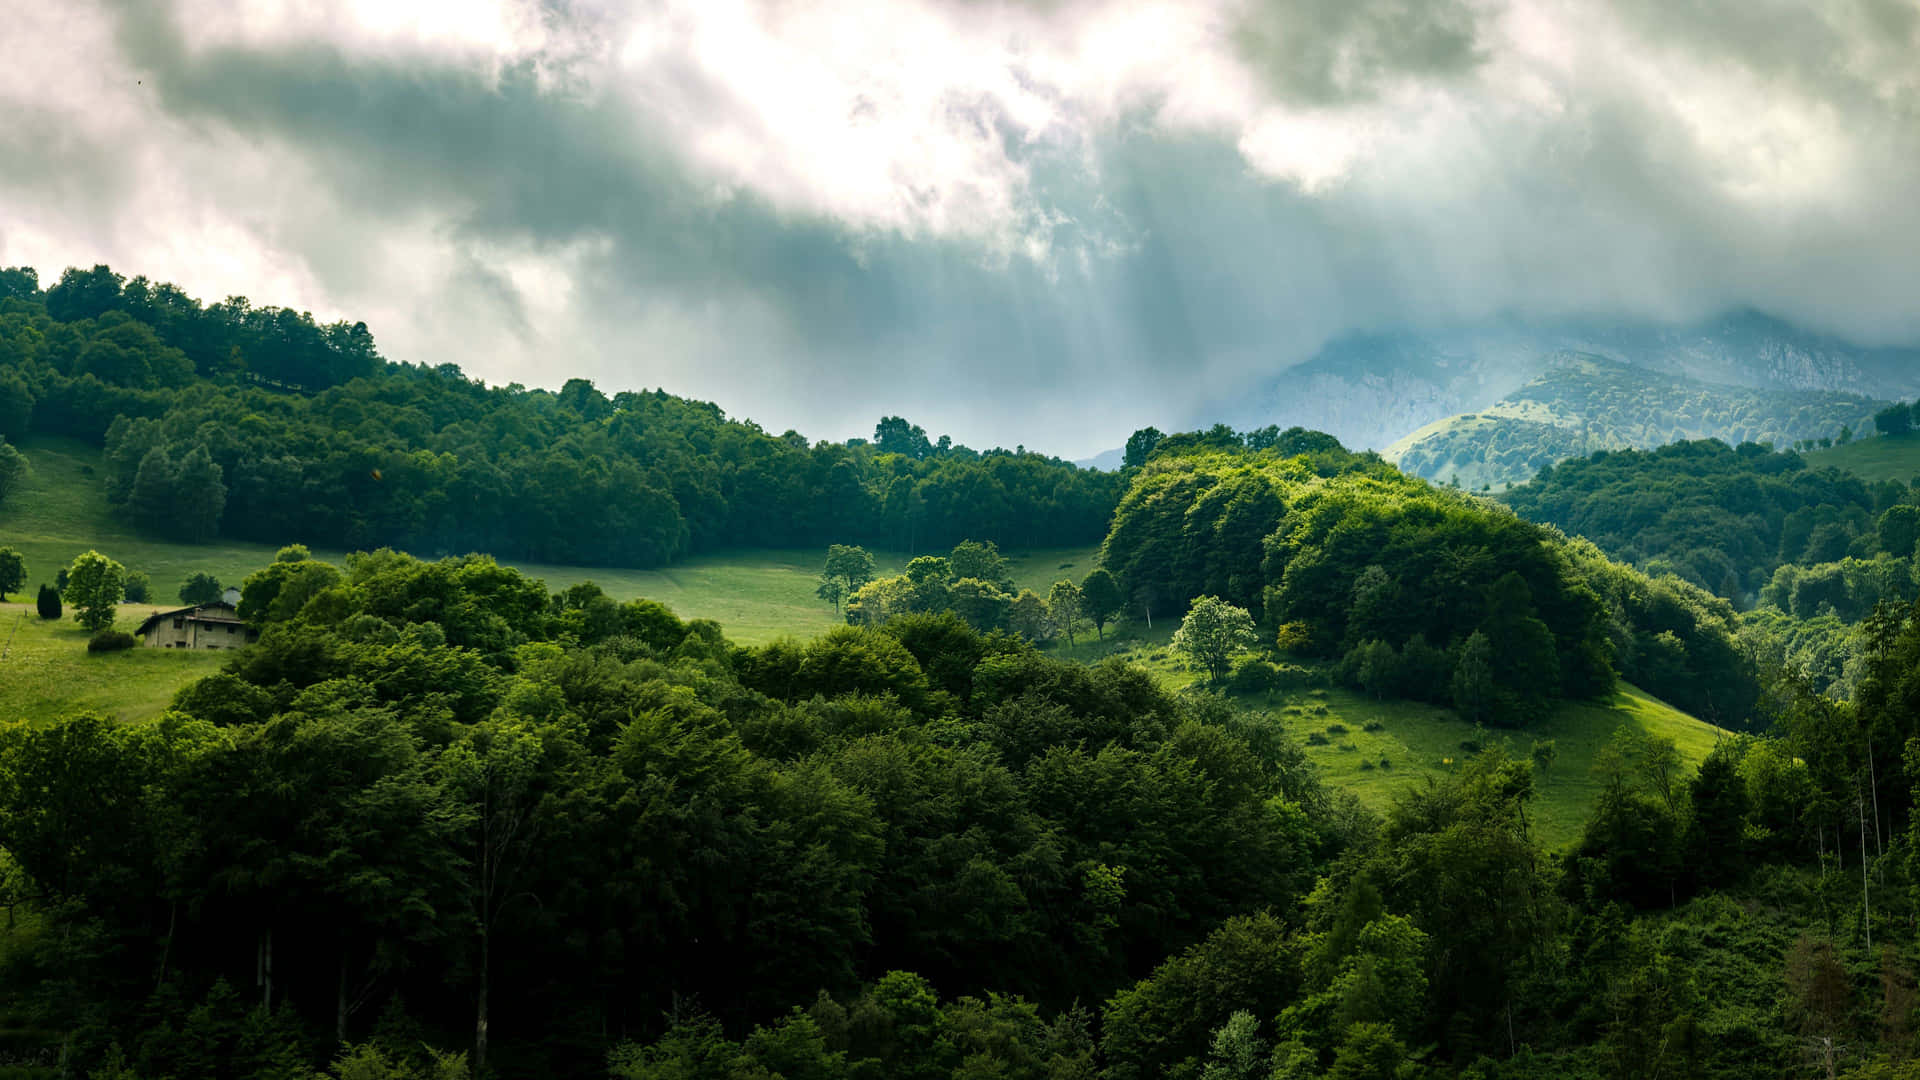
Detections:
[1207, 310, 1920, 453]
[1387, 354, 1885, 488]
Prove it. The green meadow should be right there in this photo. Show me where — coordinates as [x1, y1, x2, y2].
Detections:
[1807, 431, 1920, 484]
[0, 601, 226, 725]
[1073, 626, 1729, 849]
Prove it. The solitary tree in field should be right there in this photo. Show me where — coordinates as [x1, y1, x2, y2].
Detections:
[179, 571, 223, 606]
[1048, 580, 1084, 647]
[1080, 569, 1122, 642]
[65, 550, 126, 631]
[819, 544, 876, 613]
[1172, 596, 1258, 683]
[0, 546, 24, 601]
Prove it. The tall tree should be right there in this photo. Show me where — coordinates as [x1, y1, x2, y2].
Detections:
[1172, 596, 1258, 683]
[0, 546, 24, 601]
[1048, 580, 1084, 647]
[179, 572, 223, 606]
[1123, 427, 1165, 470]
[820, 545, 877, 613]
[1080, 569, 1122, 642]
[64, 550, 126, 631]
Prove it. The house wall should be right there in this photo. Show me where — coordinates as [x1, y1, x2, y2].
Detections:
[142, 617, 251, 650]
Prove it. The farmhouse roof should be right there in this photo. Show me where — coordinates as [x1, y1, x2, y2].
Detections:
[134, 602, 246, 636]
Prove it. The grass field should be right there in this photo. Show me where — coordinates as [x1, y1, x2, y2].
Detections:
[0, 602, 226, 724]
[1807, 432, 1920, 484]
[0, 436, 1101, 645]
[1075, 627, 1728, 849]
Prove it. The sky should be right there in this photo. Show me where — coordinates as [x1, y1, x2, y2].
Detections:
[3, 0, 1918, 458]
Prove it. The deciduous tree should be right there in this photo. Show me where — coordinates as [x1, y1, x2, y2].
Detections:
[64, 550, 126, 631]
[1172, 596, 1258, 683]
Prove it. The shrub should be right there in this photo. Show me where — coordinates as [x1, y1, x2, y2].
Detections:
[1305, 732, 1330, 746]
[1379, 757, 1393, 770]
[123, 570, 152, 604]
[1362, 720, 1385, 732]
[88, 629, 136, 653]
[1325, 722, 1349, 735]
[1228, 657, 1283, 693]
[36, 583, 61, 620]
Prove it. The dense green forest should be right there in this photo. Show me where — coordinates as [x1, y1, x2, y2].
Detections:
[1101, 437, 1755, 728]
[0, 265, 1121, 565]
[8, 540, 1920, 1079]
[1504, 439, 1920, 695]
[1391, 354, 1886, 490]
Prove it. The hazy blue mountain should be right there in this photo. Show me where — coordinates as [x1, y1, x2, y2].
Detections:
[1386, 353, 1885, 489]
[1203, 310, 1920, 453]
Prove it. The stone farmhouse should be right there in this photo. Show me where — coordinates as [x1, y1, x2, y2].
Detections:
[135, 602, 258, 650]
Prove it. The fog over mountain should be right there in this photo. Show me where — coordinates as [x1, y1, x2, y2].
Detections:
[4, 0, 1918, 457]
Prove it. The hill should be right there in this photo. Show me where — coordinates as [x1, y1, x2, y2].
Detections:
[0, 265, 1121, 572]
[1202, 309, 1920, 454]
[1807, 431, 1920, 484]
[1387, 353, 1883, 489]
[1085, 625, 1724, 849]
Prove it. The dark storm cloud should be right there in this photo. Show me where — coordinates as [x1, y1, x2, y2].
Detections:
[1232, 0, 1486, 104]
[4, 0, 1918, 456]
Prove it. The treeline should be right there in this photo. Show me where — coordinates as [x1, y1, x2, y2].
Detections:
[1100, 438, 1756, 727]
[1504, 439, 1920, 696]
[9, 549, 1920, 1077]
[1506, 440, 1915, 605]
[0, 264, 1122, 565]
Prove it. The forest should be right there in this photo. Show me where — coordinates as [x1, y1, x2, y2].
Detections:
[0, 266, 1121, 565]
[6, 533, 1920, 1079]
[1505, 439, 1920, 696]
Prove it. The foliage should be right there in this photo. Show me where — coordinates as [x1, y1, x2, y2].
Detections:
[1173, 597, 1259, 683]
[121, 569, 151, 604]
[86, 629, 136, 652]
[0, 545, 23, 601]
[179, 571, 224, 605]
[0, 434, 25, 505]
[64, 549, 125, 630]
[36, 581, 61, 619]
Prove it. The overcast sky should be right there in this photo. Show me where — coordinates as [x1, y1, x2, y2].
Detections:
[4, 0, 1918, 457]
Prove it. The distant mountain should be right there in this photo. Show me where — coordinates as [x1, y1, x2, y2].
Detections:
[1385, 353, 1886, 489]
[1203, 310, 1920, 453]
[1075, 446, 1125, 471]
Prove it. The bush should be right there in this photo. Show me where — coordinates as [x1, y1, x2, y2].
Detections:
[1228, 657, 1283, 693]
[123, 570, 151, 604]
[1325, 722, 1349, 735]
[1362, 720, 1385, 732]
[36, 583, 61, 620]
[1305, 732, 1330, 746]
[88, 629, 136, 653]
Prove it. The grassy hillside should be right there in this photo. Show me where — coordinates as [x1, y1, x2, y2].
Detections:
[1807, 431, 1920, 484]
[0, 601, 226, 724]
[1063, 627, 1726, 849]
[0, 436, 1100, 645]
[1388, 353, 1884, 490]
